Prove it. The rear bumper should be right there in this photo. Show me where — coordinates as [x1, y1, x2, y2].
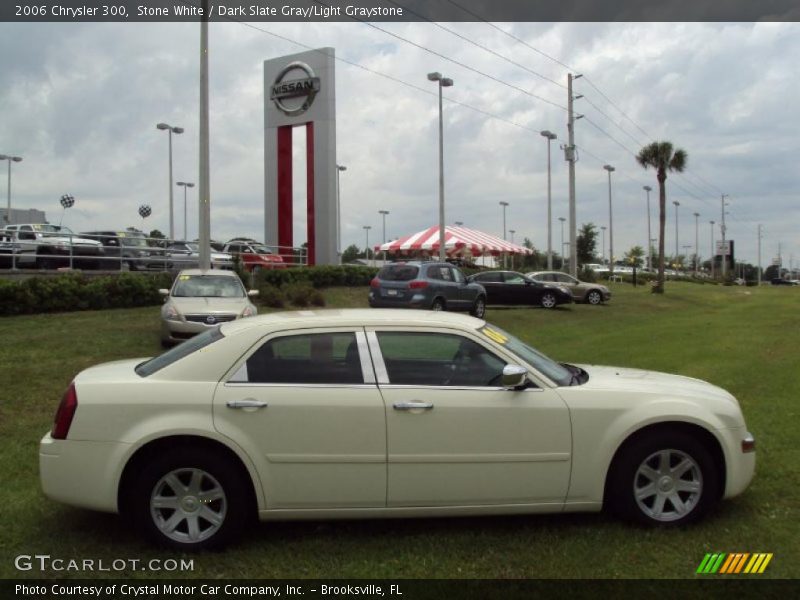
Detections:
[40, 433, 128, 513]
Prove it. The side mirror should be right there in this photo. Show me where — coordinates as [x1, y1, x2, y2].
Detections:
[158, 289, 170, 296]
[248, 290, 259, 297]
[501, 364, 528, 389]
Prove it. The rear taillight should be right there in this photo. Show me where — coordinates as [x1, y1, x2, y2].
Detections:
[52, 383, 78, 440]
[370, 278, 381, 288]
[409, 280, 429, 289]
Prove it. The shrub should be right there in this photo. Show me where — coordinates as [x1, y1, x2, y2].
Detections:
[284, 283, 315, 307]
[258, 286, 285, 309]
[256, 265, 378, 288]
[309, 289, 326, 307]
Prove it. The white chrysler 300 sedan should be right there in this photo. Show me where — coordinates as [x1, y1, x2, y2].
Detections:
[40, 310, 755, 549]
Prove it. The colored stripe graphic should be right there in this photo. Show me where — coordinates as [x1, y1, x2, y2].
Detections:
[701, 553, 773, 574]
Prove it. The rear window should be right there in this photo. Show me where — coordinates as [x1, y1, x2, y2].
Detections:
[136, 327, 224, 377]
[378, 265, 419, 281]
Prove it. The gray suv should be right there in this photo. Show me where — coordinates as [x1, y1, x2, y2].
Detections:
[369, 261, 486, 318]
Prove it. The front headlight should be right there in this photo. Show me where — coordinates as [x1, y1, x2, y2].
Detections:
[162, 303, 182, 321]
[241, 304, 257, 318]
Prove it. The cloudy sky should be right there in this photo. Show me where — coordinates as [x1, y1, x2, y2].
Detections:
[0, 17, 797, 266]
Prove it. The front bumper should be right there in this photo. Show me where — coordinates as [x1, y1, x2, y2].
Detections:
[719, 427, 756, 499]
[161, 315, 239, 342]
[40, 433, 130, 513]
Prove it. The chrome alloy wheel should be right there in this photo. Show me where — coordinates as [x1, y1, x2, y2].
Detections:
[541, 293, 557, 308]
[634, 449, 703, 522]
[150, 468, 227, 543]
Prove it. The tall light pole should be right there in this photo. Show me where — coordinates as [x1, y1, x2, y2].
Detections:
[603, 165, 615, 274]
[509, 229, 516, 270]
[709, 220, 716, 278]
[566, 73, 583, 277]
[0, 154, 23, 224]
[558, 217, 566, 270]
[600, 226, 607, 263]
[156, 122, 184, 241]
[720, 194, 729, 278]
[198, 2, 211, 271]
[336, 165, 347, 263]
[499, 200, 509, 268]
[643, 185, 652, 270]
[672, 200, 680, 258]
[428, 71, 453, 262]
[693, 212, 700, 275]
[176, 182, 195, 241]
[378, 209, 389, 262]
[363, 225, 371, 265]
[757, 224, 763, 284]
[540, 130, 557, 270]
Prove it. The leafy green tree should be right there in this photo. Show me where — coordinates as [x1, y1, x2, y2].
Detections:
[624, 245, 645, 268]
[636, 141, 688, 294]
[341, 244, 360, 264]
[576, 223, 598, 265]
[147, 229, 165, 248]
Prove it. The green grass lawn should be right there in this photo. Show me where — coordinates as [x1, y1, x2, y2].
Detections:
[1, 281, 798, 579]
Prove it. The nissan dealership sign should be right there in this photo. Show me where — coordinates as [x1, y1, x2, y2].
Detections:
[269, 61, 321, 117]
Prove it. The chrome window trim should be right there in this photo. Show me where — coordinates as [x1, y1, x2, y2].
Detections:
[355, 330, 376, 384]
[377, 384, 544, 392]
[224, 382, 378, 390]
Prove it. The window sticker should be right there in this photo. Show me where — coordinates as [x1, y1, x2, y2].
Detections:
[481, 326, 508, 345]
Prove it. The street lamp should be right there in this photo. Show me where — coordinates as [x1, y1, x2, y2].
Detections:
[176, 182, 195, 241]
[558, 217, 566, 270]
[336, 164, 347, 263]
[363, 225, 372, 265]
[693, 212, 700, 275]
[156, 122, 184, 240]
[540, 130, 557, 270]
[0, 154, 23, 224]
[603, 165, 615, 274]
[378, 209, 389, 261]
[428, 71, 453, 262]
[499, 201, 509, 268]
[600, 226, 607, 263]
[643, 185, 653, 270]
[709, 220, 716, 278]
[673, 200, 680, 258]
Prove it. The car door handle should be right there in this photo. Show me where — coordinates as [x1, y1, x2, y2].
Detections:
[226, 399, 268, 409]
[393, 401, 434, 411]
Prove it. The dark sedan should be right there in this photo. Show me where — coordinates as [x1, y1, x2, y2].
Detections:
[467, 270, 573, 309]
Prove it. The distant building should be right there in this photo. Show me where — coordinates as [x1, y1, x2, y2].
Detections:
[1, 208, 47, 225]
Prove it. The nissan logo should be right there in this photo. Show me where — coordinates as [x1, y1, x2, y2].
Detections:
[205, 316, 217, 325]
[270, 61, 320, 117]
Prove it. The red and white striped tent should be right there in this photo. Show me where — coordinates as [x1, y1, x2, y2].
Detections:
[375, 225, 533, 257]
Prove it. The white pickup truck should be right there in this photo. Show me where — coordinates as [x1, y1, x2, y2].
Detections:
[3, 223, 105, 269]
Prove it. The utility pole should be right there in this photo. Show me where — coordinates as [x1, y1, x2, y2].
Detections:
[721, 194, 729, 279]
[757, 224, 762, 284]
[566, 73, 582, 278]
[198, 1, 211, 270]
[643, 186, 652, 270]
[693, 212, 700, 275]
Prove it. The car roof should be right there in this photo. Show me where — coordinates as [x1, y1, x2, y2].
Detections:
[220, 308, 484, 337]
[176, 268, 240, 278]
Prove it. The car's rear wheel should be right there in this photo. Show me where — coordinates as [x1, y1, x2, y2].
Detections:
[431, 298, 445, 311]
[470, 296, 486, 318]
[586, 290, 602, 305]
[606, 430, 720, 526]
[132, 447, 249, 550]
[540, 292, 558, 309]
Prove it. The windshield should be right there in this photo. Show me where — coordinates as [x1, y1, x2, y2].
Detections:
[120, 233, 148, 247]
[186, 243, 199, 252]
[33, 224, 74, 235]
[171, 274, 245, 298]
[136, 327, 224, 377]
[251, 245, 273, 254]
[478, 324, 572, 386]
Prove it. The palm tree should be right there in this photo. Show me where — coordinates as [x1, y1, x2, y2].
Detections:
[636, 142, 688, 293]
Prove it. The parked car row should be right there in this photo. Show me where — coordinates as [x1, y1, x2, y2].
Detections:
[368, 262, 611, 315]
[0, 224, 286, 272]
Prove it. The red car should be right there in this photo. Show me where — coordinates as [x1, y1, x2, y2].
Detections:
[222, 240, 285, 273]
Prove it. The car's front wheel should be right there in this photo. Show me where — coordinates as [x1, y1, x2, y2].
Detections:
[540, 292, 558, 309]
[132, 447, 250, 550]
[470, 296, 486, 318]
[607, 430, 720, 526]
[431, 298, 446, 311]
[586, 290, 602, 305]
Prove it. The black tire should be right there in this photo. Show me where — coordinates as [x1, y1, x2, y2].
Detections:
[586, 290, 602, 305]
[431, 298, 446, 311]
[131, 447, 250, 550]
[606, 430, 720, 527]
[470, 296, 486, 318]
[540, 292, 558, 309]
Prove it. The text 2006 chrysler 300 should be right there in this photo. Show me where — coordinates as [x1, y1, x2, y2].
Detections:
[40, 309, 755, 549]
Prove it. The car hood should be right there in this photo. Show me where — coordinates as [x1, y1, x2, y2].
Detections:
[42, 235, 102, 246]
[169, 297, 250, 313]
[576, 364, 737, 405]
